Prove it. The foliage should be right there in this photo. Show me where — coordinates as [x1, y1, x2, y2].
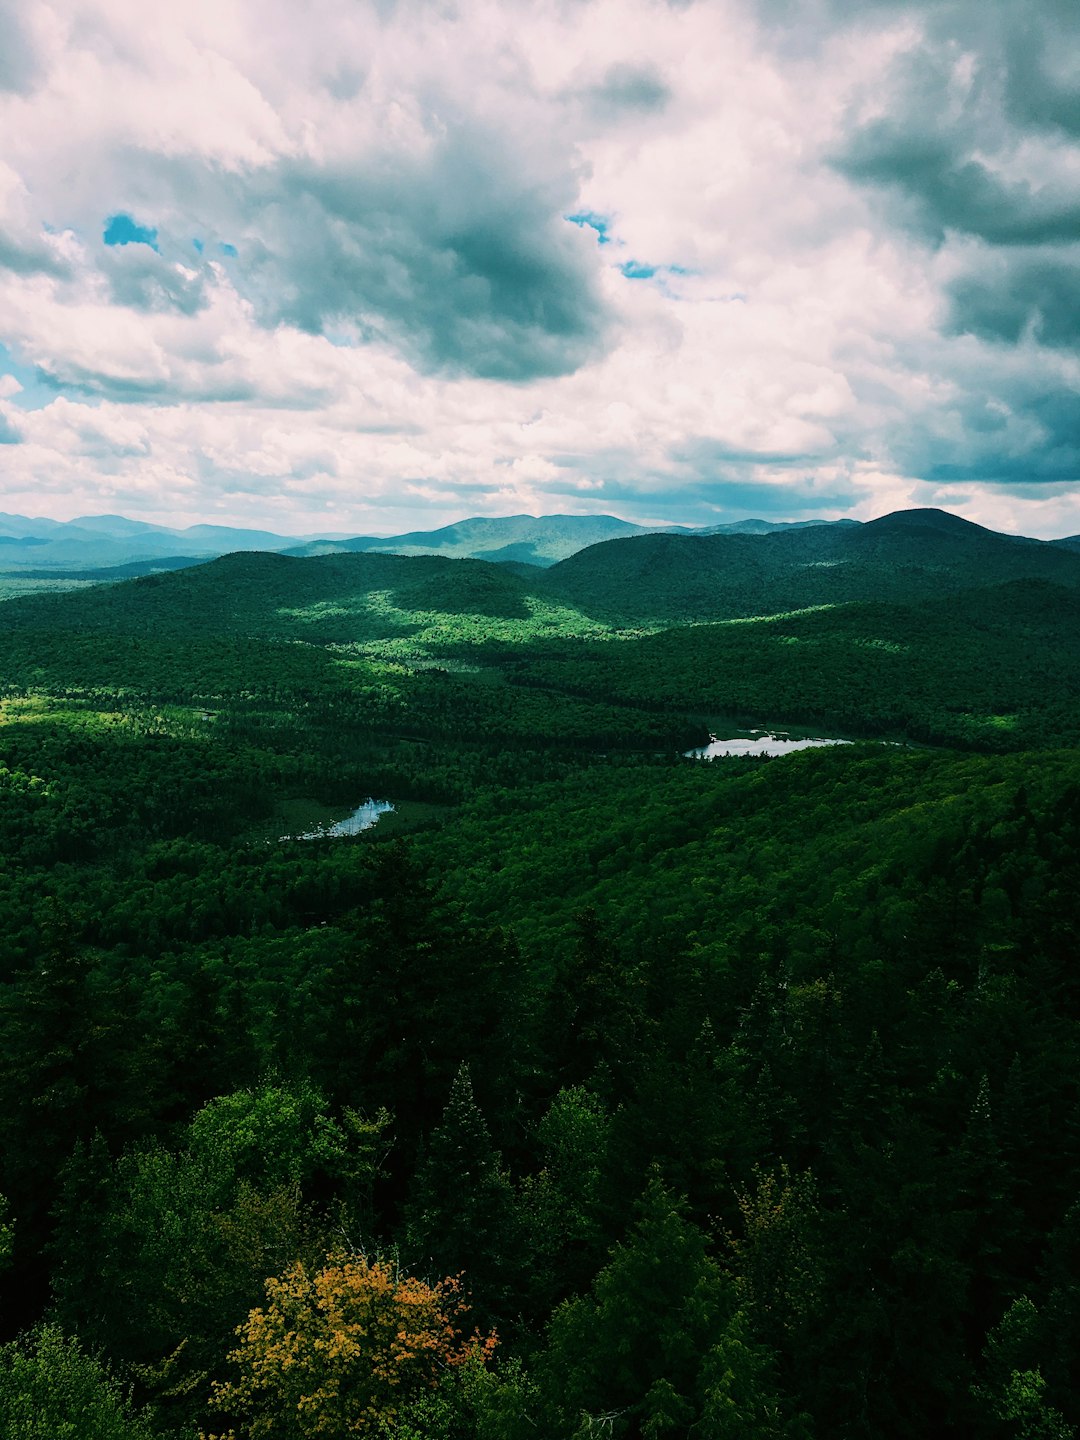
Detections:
[0, 537, 1077, 1438]
[206, 1250, 497, 1439]
[0, 1325, 158, 1440]
[402, 1065, 519, 1322]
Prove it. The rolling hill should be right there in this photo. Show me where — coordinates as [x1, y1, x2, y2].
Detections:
[539, 507, 1080, 621]
[2, 506, 1078, 752]
[0, 510, 851, 573]
[5, 507, 1078, 643]
[284, 513, 852, 566]
[284, 513, 651, 565]
[0, 513, 333, 571]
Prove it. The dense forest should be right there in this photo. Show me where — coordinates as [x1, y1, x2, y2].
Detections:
[0, 510, 1078, 1439]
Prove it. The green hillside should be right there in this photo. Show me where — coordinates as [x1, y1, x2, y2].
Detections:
[2, 513, 1077, 751]
[542, 507, 1080, 621]
[495, 579, 1080, 750]
[1, 508, 1079, 1440]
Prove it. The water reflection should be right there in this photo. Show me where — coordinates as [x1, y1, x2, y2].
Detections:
[685, 732, 850, 759]
[285, 799, 394, 840]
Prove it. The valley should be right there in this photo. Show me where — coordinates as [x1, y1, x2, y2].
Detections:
[0, 508, 1077, 1439]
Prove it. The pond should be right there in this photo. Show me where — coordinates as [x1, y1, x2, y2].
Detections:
[685, 730, 852, 759]
[283, 799, 395, 840]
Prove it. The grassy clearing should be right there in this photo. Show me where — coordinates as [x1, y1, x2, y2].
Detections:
[295, 590, 656, 664]
[0, 578, 102, 601]
[0, 694, 217, 741]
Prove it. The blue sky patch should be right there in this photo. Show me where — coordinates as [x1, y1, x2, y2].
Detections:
[566, 211, 611, 245]
[103, 213, 159, 250]
[192, 238, 204, 253]
[620, 260, 656, 280]
[0, 343, 57, 412]
[219, 242, 238, 257]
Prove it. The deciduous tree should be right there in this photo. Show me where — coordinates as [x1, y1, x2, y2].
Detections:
[206, 1249, 496, 1439]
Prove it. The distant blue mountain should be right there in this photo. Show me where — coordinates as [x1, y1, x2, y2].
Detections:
[0, 511, 854, 572]
[0, 514, 337, 571]
[0, 507, 1023, 575]
[284, 513, 853, 568]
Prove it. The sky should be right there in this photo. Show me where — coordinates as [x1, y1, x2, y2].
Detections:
[1, 0, 1079, 538]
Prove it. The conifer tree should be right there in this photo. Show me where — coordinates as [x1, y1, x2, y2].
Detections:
[402, 1064, 518, 1322]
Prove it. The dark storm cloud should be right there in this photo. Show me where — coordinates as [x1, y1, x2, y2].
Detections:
[830, 2, 1080, 244]
[1003, 4, 1080, 137]
[837, 126, 1080, 247]
[947, 255, 1080, 350]
[1009, 388, 1080, 481]
[922, 449, 1080, 484]
[822, 0, 1080, 494]
[893, 381, 1080, 486]
[248, 123, 610, 382]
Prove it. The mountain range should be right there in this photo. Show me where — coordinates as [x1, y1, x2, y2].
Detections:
[0, 512, 328, 572]
[0, 510, 854, 572]
[540, 506, 1080, 622]
[282, 513, 856, 567]
[5, 507, 1079, 642]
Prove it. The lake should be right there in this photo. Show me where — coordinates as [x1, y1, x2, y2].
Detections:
[685, 730, 851, 759]
[283, 798, 394, 840]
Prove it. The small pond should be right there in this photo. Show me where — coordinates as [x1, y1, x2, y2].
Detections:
[685, 730, 851, 760]
[283, 799, 394, 840]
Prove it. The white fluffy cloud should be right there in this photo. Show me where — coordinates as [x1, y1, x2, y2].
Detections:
[0, 0, 1078, 536]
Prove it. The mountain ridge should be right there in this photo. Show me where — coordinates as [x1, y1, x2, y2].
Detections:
[539, 506, 1080, 622]
[5, 507, 1079, 643]
[0, 505, 1066, 580]
[0, 510, 860, 573]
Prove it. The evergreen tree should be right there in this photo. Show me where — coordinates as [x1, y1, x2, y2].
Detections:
[402, 1065, 518, 1323]
[539, 1173, 742, 1438]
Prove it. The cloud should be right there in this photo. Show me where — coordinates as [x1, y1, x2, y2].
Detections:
[947, 254, 1080, 350]
[881, 348, 1080, 489]
[836, 124, 1080, 248]
[0, 228, 68, 278]
[0, 1, 40, 94]
[1, 0, 1079, 540]
[99, 245, 210, 317]
[0, 164, 70, 278]
[581, 61, 672, 117]
[816, 0, 1080, 510]
[1002, 4, 1080, 138]
[829, 9, 1080, 247]
[249, 120, 611, 381]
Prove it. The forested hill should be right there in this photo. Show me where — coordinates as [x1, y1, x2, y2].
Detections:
[0, 549, 537, 641]
[542, 506, 1080, 621]
[283, 513, 853, 566]
[4, 506, 1076, 643]
[2, 508, 1079, 754]
[0, 495, 1079, 1439]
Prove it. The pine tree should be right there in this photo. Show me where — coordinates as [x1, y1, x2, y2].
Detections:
[402, 1064, 518, 1323]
